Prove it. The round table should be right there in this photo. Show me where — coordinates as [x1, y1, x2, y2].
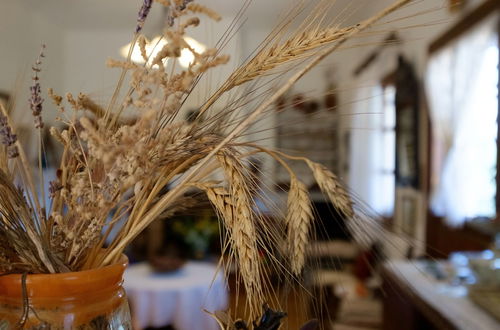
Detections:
[124, 261, 228, 330]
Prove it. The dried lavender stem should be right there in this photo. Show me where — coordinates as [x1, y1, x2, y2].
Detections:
[136, 0, 153, 33]
[30, 44, 47, 224]
[37, 129, 46, 222]
[0, 104, 43, 230]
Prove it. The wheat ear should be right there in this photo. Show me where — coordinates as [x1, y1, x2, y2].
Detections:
[193, 183, 235, 226]
[306, 160, 354, 218]
[286, 176, 313, 276]
[229, 26, 355, 88]
[217, 151, 262, 314]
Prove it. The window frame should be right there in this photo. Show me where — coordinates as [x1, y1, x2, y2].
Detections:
[379, 72, 397, 218]
[428, 0, 500, 220]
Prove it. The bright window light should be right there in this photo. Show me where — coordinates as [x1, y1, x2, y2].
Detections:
[426, 18, 499, 225]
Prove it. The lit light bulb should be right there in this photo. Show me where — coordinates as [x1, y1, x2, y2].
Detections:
[120, 36, 206, 68]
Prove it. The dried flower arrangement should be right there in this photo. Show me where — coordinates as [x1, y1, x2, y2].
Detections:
[0, 0, 418, 327]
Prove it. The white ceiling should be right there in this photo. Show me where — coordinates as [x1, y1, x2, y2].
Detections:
[20, 0, 289, 29]
[19, 0, 381, 30]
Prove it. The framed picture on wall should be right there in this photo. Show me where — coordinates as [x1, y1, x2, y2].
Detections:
[395, 188, 422, 237]
[401, 194, 417, 237]
[394, 188, 425, 256]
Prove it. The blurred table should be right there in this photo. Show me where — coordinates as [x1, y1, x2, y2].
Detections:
[382, 260, 500, 330]
[124, 261, 228, 330]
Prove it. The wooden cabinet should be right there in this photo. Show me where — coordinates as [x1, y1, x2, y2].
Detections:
[382, 261, 500, 330]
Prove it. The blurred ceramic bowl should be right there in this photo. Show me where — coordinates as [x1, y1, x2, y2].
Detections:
[469, 257, 500, 286]
[148, 255, 186, 273]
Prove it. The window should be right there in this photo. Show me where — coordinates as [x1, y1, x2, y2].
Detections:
[349, 85, 383, 214]
[349, 81, 396, 218]
[377, 83, 396, 217]
[426, 14, 499, 226]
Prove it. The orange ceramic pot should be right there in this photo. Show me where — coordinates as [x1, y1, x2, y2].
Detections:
[0, 256, 131, 329]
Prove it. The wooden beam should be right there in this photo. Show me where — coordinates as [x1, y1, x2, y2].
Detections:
[353, 32, 400, 77]
[429, 0, 500, 54]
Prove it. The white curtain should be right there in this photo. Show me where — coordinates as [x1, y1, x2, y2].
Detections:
[426, 18, 499, 226]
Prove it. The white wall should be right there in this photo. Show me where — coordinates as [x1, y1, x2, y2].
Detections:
[62, 29, 132, 98]
[0, 2, 65, 164]
[0, 2, 64, 124]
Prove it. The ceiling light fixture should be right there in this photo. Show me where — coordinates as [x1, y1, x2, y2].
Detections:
[119, 36, 206, 68]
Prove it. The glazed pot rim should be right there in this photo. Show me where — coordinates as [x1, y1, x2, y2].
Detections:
[9, 254, 128, 278]
[0, 254, 128, 299]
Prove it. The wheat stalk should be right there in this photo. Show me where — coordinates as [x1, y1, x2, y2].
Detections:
[255, 147, 355, 219]
[0, 170, 57, 273]
[199, 0, 414, 116]
[242, 145, 354, 220]
[286, 176, 313, 276]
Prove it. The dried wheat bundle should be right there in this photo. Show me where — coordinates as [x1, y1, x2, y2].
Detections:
[0, 0, 417, 321]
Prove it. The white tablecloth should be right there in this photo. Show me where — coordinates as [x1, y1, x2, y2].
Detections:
[124, 261, 228, 330]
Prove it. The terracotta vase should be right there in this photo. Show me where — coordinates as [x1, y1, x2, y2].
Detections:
[0, 256, 131, 329]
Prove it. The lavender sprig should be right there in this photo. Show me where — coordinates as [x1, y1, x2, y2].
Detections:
[0, 113, 19, 159]
[29, 44, 45, 129]
[136, 0, 153, 33]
